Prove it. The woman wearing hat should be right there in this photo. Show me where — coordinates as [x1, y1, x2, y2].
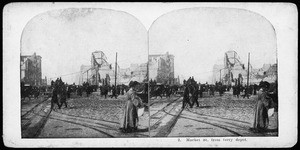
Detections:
[252, 81, 275, 132]
[120, 81, 144, 132]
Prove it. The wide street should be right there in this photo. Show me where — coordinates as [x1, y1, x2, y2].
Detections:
[21, 91, 278, 138]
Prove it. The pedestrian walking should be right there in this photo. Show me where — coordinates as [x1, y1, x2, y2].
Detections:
[102, 85, 108, 99]
[67, 85, 71, 98]
[59, 84, 68, 109]
[51, 87, 59, 110]
[110, 85, 117, 99]
[191, 83, 200, 107]
[182, 81, 193, 109]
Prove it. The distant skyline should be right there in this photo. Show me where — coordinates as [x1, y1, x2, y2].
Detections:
[21, 8, 148, 84]
[149, 7, 277, 83]
[13, 3, 289, 84]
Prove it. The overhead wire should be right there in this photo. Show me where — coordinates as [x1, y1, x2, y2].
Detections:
[49, 71, 82, 80]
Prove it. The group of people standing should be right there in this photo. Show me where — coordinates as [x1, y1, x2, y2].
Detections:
[99, 84, 128, 99]
[21, 82, 41, 100]
[232, 84, 259, 99]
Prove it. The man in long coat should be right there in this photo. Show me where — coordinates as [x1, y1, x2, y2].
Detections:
[191, 83, 200, 107]
[182, 82, 193, 109]
[252, 81, 275, 132]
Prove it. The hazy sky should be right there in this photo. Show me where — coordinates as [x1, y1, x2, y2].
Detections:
[5, 3, 296, 84]
[149, 7, 277, 83]
[21, 8, 148, 84]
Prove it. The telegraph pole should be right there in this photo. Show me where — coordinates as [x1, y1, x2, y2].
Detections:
[219, 69, 222, 82]
[247, 53, 250, 88]
[81, 72, 83, 85]
[228, 68, 231, 86]
[87, 70, 88, 83]
[95, 68, 97, 86]
[147, 31, 151, 137]
[115, 52, 117, 87]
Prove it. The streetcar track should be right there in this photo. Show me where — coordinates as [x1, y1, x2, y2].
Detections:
[163, 109, 258, 136]
[21, 97, 51, 131]
[150, 98, 182, 130]
[185, 110, 251, 128]
[181, 111, 270, 136]
[21, 99, 52, 138]
[181, 117, 242, 136]
[37, 111, 148, 138]
[180, 113, 246, 130]
[51, 111, 119, 130]
[149, 94, 255, 136]
[59, 94, 180, 128]
[36, 113, 115, 138]
[48, 95, 182, 137]
[150, 96, 182, 118]
[149, 95, 181, 106]
[154, 105, 184, 137]
[21, 96, 50, 118]
[49, 115, 117, 133]
[165, 111, 243, 136]
[186, 110, 251, 124]
[53, 110, 120, 125]
[33, 108, 52, 137]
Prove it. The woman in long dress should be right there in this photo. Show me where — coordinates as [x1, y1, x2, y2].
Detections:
[252, 81, 274, 132]
[120, 81, 144, 133]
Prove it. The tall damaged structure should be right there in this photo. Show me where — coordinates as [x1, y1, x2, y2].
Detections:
[20, 52, 43, 86]
[149, 52, 175, 84]
[213, 51, 277, 86]
[80, 51, 147, 86]
[79, 51, 113, 86]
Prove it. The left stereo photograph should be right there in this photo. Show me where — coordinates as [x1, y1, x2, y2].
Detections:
[20, 8, 150, 138]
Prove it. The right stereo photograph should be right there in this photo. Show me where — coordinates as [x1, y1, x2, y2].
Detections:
[148, 7, 278, 137]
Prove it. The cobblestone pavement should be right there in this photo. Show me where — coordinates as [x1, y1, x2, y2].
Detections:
[21, 96, 48, 116]
[168, 92, 278, 137]
[55, 94, 126, 123]
[22, 91, 278, 138]
[38, 92, 150, 138]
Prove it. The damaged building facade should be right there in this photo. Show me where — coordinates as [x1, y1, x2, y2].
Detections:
[79, 51, 147, 86]
[20, 52, 46, 86]
[149, 52, 175, 84]
[212, 51, 277, 86]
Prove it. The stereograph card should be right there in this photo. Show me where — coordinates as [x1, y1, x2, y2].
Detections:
[3, 2, 298, 148]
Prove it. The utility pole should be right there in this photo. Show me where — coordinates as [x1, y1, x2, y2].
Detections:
[219, 69, 222, 82]
[95, 68, 97, 86]
[87, 70, 88, 83]
[228, 68, 231, 86]
[247, 53, 250, 88]
[147, 31, 151, 137]
[115, 52, 117, 87]
[81, 72, 83, 85]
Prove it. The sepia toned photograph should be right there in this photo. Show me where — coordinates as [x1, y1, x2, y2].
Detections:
[3, 2, 297, 147]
